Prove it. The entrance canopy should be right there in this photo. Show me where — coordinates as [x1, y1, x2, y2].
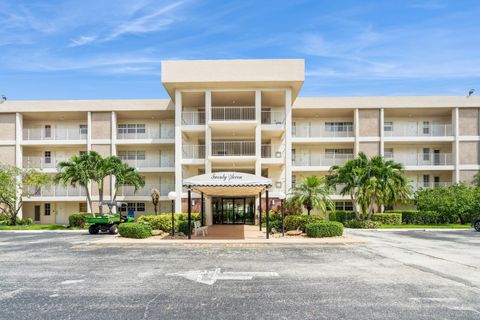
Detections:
[183, 172, 272, 196]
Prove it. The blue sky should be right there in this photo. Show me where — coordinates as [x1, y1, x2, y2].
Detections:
[1, 0, 479, 100]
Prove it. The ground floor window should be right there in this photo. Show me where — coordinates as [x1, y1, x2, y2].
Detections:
[334, 201, 353, 211]
[44, 203, 51, 216]
[119, 202, 146, 215]
[79, 203, 88, 213]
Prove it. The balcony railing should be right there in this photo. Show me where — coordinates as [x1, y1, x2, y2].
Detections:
[292, 125, 354, 138]
[211, 141, 255, 156]
[385, 153, 453, 166]
[23, 156, 69, 169]
[23, 127, 87, 141]
[121, 157, 175, 168]
[261, 144, 284, 158]
[411, 181, 452, 191]
[117, 126, 174, 139]
[117, 184, 174, 197]
[211, 107, 256, 121]
[182, 111, 205, 125]
[384, 123, 452, 137]
[261, 111, 285, 125]
[183, 145, 205, 159]
[293, 154, 354, 166]
[30, 185, 86, 197]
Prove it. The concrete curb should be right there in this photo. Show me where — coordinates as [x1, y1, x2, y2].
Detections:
[0, 230, 87, 233]
[346, 228, 474, 232]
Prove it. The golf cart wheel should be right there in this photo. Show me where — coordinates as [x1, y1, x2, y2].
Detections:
[88, 225, 100, 234]
[474, 220, 480, 232]
[109, 224, 119, 235]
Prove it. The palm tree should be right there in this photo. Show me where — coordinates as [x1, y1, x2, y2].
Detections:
[151, 189, 160, 215]
[290, 176, 334, 215]
[109, 157, 145, 202]
[55, 153, 94, 215]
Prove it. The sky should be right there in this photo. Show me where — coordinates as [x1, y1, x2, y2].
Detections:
[0, 0, 479, 100]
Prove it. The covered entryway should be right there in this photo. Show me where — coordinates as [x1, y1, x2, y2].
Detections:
[183, 172, 273, 239]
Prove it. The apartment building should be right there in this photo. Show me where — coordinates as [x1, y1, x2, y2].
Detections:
[1, 59, 480, 224]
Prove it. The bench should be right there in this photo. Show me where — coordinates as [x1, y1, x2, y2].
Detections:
[193, 221, 208, 237]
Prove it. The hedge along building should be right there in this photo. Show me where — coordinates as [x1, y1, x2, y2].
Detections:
[1, 58, 480, 224]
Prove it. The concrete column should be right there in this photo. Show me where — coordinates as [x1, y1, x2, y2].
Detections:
[15, 113, 23, 218]
[453, 107, 460, 183]
[205, 90, 212, 174]
[111, 111, 117, 202]
[174, 90, 183, 212]
[255, 90, 262, 176]
[87, 112, 92, 151]
[284, 88, 292, 193]
[354, 108, 360, 155]
[205, 196, 213, 226]
[380, 108, 384, 157]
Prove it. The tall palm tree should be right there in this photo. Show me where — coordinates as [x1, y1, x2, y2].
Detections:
[290, 176, 334, 215]
[109, 157, 145, 202]
[55, 153, 94, 215]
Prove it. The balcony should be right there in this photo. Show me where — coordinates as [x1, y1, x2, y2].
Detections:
[117, 124, 174, 140]
[293, 124, 354, 138]
[183, 145, 205, 159]
[261, 111, 285, 125]
[117, 184, 174, 197]
[23, 127, 87, 141]
[182, 111, 205, 125]
[211, 141, 255, 156]
[261, 144, 284, 159]
[121, 157, 175, 169]
[211, 107, 255, 121]
[23, 156, 68, 169]
[293, 154, 354, 167]
[411, 181, 452, 191]
[385, 153, 453, 166]
[30, 185, 86, 197]
[384, 123, 452, 137]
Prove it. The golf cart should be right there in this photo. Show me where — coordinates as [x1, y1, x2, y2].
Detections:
[86, 201, 134, 235]
[474, 218, 480, 232]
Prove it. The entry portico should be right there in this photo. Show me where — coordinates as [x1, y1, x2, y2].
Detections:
[183, 172, 272, 235]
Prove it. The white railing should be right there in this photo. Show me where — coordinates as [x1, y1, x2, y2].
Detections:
[117, 184, 174, 197]
[384, 123, 452, 137]
[183, 145, 205, 159]
[121, 156, 175, 168]
[117, 125, 174, 139]
[23, 127, 87, 141]
[211, 141, 255, 156]
[385, 153, 453, 166]
[182, 111, 205, 125]
[211, 107, 256, 121]
[30, 185, 86, 197]
[23, 156, 70, 169]
[261, 144, 284, 158]
[261, 111, 285, 125]
[411, 182, 452, 191]
[292, 124, 354, 138]
[293, 154, 354, 166]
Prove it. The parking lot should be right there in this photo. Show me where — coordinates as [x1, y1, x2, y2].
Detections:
[0, 229, 479, 319]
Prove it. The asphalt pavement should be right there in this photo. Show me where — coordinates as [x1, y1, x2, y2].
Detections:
[0, 229, 479, 319]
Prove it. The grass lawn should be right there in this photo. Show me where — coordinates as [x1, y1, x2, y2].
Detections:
[0, 224, 73, 230]
[379, 224, 471, 229]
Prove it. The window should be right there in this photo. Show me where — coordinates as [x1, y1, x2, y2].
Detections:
[423, 148, 430, 161]
[292, 149, 296, 162]
[118, 124, 145, 134]
[423, 175, 430, 188]
[118, 151, 145, 161]
[325, 148, 354, 158]
[44, 125, 52, 138]
[44, 151, 51, 164]
[136, 203, 145, 212]
[79, 203, 88, 213]
[384, 121, 393, 132]
[384, 148, 394, 158]
[79, 124, 88, 135]
[334, 201, 353, 211]
[422, 121, 430, 135]
[434, 176, 440, 187]
[292, 175, 297, 188]
[119, 202, 145, 212]
[325, 122, 353, 133]
[44, 203, 51, 216]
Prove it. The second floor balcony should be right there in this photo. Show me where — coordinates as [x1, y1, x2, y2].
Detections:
[410, 181, 452, 191]
[117, 123, 174, 140]
[384, 123, 452, 137]
[23, 127, 87, 141]
[29, 185, 86, 198]
[211, 107, 255, 121]
[385, 153, 453, 166]
[121, 156, 175, 169]
[23, 156, 66, 169]
[293, 123, 354, 138]
[293, 153, 354, 167]
[211, 141, 255, 157]
[117, 184, 174, 197]
[183, 144, 205, 159]
[182, 111, 206, 125]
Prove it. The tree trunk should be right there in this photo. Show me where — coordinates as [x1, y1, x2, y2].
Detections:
[98, 181, 104, 215]
[154, 203, 158, 215]
[307, 208, 311, 215]
[85, 187, 94, 217]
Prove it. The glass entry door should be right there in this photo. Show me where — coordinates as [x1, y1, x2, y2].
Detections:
[212, 197, 255, 224]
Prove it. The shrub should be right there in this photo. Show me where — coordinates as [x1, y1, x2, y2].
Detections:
[268, 220, 283, 232]
[306, 221, 344, 238]
[329, 211, 355, 224]
[69, 213, 93, 228]
[344, 220, 380, 229]
[118, 223, 152, 239]
[385, 210, 440, 224]
[372, 213, 402, 225]
[0, 214, 10, 225]
[284, 214, 324, 231]
[138, 213, 201, 232]
[261, 210, 282, 223]
[16, 218, 33, 226]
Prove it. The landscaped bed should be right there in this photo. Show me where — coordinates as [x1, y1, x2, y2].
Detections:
[378, 224, 471, 229]
[0, 224, 73, 230]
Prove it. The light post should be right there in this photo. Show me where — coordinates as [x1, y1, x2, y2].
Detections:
[277, 192, 286, 237]
[168, 191, 177, 238]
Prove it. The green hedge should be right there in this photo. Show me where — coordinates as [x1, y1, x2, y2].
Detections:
[372, 213, 402, 225]
[137, 213, 200, 232]
[306, 222, 344, 238]
[284, 215, 324, 232]
[118, 223, 152, 239]
[329, 211, 355, 224]
[261, 210, 282, 223]
[344, 220, 380, 229]
[268, 220, 283, 232]
[0, 214, 33, 226]
[69, 213, 93, 228]
[385, 210, 440, 224]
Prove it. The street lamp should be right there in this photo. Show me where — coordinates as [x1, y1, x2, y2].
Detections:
[168, 191, 177, 238]
[278, 192, 286, 237]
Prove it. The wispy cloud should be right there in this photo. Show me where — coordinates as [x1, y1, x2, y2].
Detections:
[69, 35, 97, 47]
